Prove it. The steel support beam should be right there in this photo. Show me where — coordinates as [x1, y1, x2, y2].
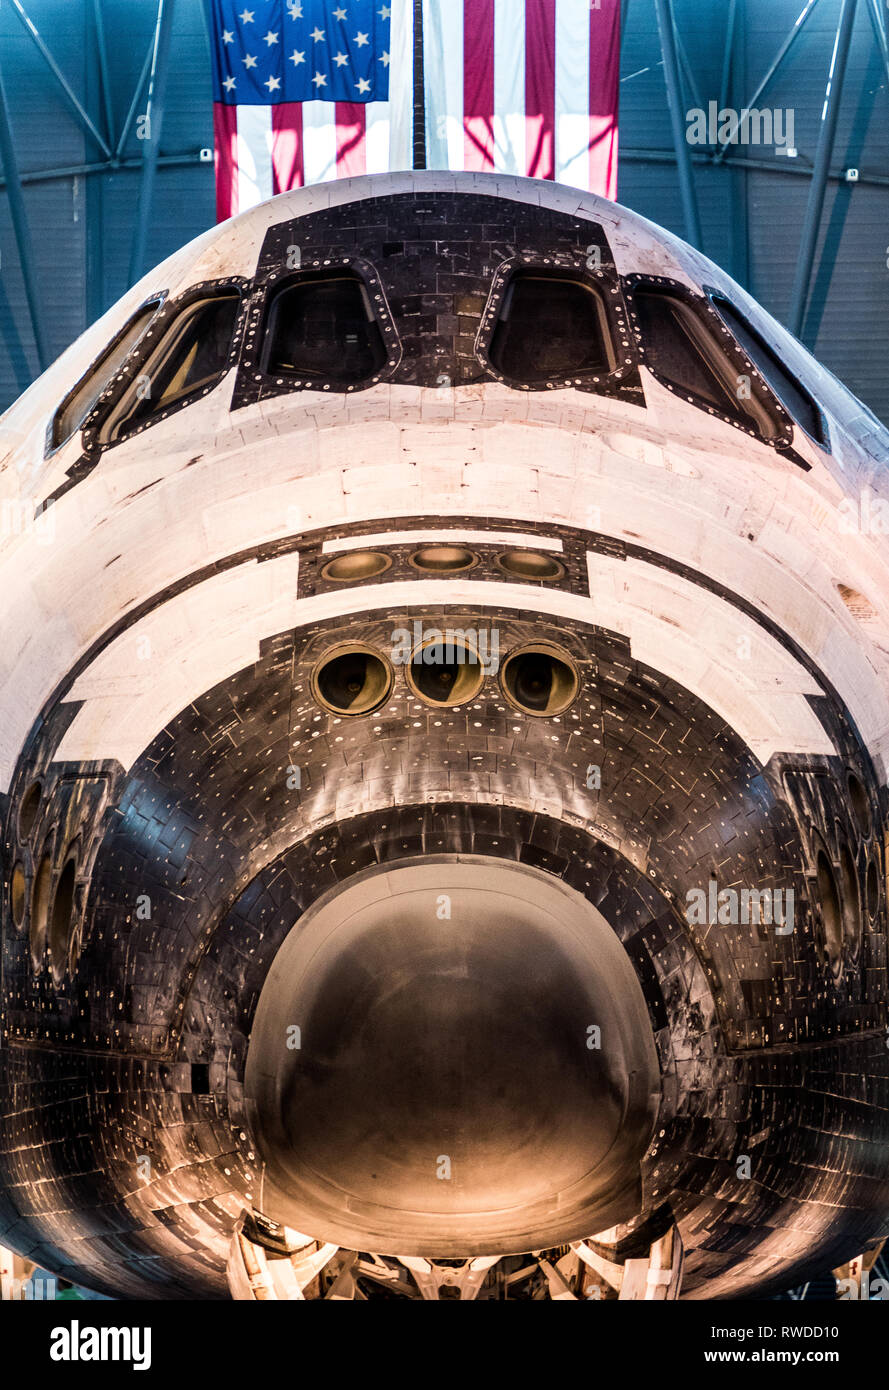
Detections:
[0, 52, 48, 371]
[620, 144, 889, 187]
[3, 145, 887, 193]
[714, 0, 822, 163]
[719, 0, 739, 114]
[8, 0, 111, 159]
[787, 0, 859, 338]
[674, 20, 704, 115]
[128, 0, 176, 287]
[91, 0, 115, 148]
[865, 0, 889, 92]
[115, 42, 155, 161]
[725, 0, 750, 289]
[0, 153, 207, 191]
[653, 0, 703, 250]
[619, 0, 631, 120]
[86, 2, 110, 327]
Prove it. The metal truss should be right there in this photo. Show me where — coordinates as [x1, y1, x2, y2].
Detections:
[0, 3, 887, 387]
[127, 0, 176, 285]
[0, 48, 48, 369]
[0, 0, 182, 370]
[650, 0, 887, 345]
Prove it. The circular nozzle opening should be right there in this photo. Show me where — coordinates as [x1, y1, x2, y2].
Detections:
[312, 646, 393, 716]
[497, 549, 564, 581]
[815, 849, 843, 968]
[50, 858, 77, 983]
[838, 841, 861, 955]
[867, 857, 880, 920]
[30, 854, 52, 970]
[321, 551, 391, 583]
[407, 638, 485, 706]
[11, 862, 26, 929]
[847, 770, 871, 838]
[410, 546, 477, 573]
[19, 780, 42, 842]
[501, 645, 578, 716]
[68, 928, 83, 977]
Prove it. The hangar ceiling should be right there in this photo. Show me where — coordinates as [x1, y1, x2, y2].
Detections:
[0, 0, 887, 420]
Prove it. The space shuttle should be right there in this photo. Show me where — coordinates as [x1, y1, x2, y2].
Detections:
[1, 171, 888, 1300]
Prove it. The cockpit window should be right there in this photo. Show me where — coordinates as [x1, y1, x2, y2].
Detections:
[633, 286, 782, 441]
[261, 272, 386, 384]
[488, 273, 615, 384]
[98, 293, 240, 445]
[52, 301, 160, 449]
[709, 294, 827, 447]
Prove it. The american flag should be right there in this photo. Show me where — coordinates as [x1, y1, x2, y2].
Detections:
[210, 0, 411, 219]
[210, 1, 620, 221]
[424, 0, 620, 198]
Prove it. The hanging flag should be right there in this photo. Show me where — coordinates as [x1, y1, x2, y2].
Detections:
[210, 1, 621, 223]
[210, 0, 415, 220]
[423, 0, 620, 198]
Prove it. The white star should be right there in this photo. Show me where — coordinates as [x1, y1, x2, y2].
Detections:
[379, 50, 390, 67]
[310, 26, 325, 42]
[243, 53, 257, 68]
[354, 31, 369, 46]
[239, 8, 254, 23]
[333, 6, 347, 19]
[289, 48, 306, 65]
[312, 71, 328, 88]
[223, 75, 236, 92]
[287, 0, 303, 16]
[265, 75, 281, 92]
[334, 51, 348, 67]
[263, 29, 279, 46]
[355, 77, 371, 94]
[222, 29, 234, 44]
[379, 5, 391, 18]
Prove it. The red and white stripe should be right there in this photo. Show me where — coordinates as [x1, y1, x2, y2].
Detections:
[214, 100, 398, 220]
[423, 0, 620, 198]
[214, 0, 415, 220]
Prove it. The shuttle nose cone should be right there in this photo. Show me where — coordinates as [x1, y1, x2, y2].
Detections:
[245, 858, 660, 1256]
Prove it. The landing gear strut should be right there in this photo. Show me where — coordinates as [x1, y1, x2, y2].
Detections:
[227, 1210, 685, 1301]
